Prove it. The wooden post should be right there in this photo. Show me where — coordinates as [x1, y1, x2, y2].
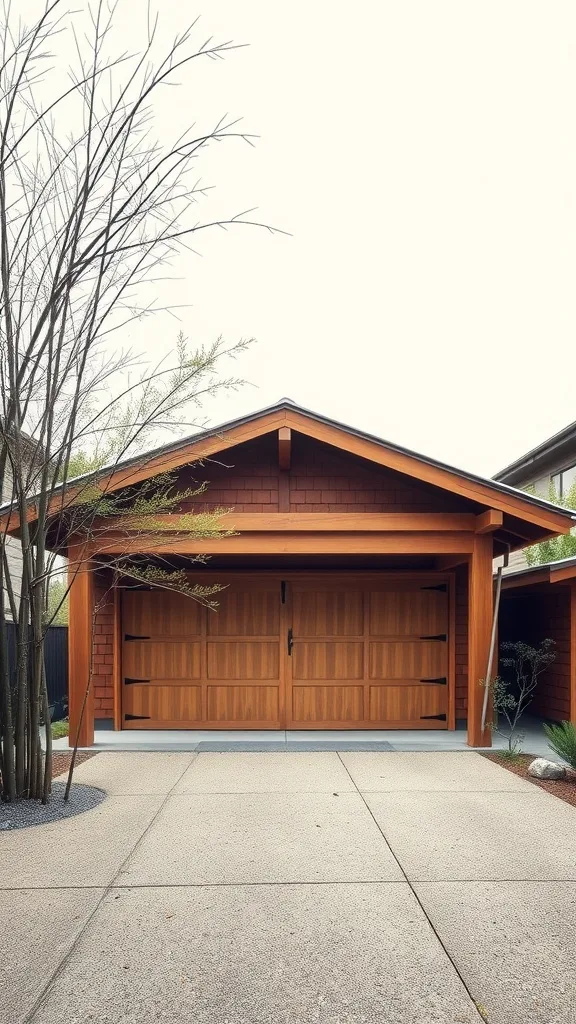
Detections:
[112, 587, 122, 731]
[565, 585, 569, 729]
[467, 534, 493, 747]
[68, 541, 95, 747]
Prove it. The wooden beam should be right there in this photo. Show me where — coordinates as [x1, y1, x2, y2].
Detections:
[283, 410, 573, 536]
[68, 541, 95, 748]
[3, 405, 573, 539]
[92, 511, 480, 534]
[467, 533, 493, 747]
[278, 427, 291, 470]
[475, 509, 503, 533]
[112, 588, 122, 731]
[86, 530, 477, 557]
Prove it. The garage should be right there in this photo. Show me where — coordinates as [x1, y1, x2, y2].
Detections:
[122, 574, 450, 730]
[14, 398, 569, 746]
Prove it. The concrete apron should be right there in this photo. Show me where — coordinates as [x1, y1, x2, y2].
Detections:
[51, 717, 553, 756]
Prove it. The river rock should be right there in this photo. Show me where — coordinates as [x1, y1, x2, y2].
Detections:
[528, 758, 566, 780]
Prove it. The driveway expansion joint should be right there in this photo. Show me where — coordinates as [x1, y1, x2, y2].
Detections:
[335, 751, 487, 1023]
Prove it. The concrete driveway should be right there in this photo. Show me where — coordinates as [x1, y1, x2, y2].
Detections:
[3, 751, 575, 1024]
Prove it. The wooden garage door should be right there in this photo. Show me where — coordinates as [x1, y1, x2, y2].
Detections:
[122, 576, 450, 729]
[122, 581, 282, 728]
[288, 579, 449, 728]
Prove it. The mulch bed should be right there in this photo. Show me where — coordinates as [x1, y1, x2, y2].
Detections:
[50, 750, 98, 780]
[483, 752, 576, 808]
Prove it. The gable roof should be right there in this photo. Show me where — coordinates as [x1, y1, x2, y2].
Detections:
[495, 418, 576, 485]
[1, 399, 574, 542]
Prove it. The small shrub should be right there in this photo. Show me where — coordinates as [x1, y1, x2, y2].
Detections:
[481, 639, 556, 752]
[51, 719, 69, 740]
[544, 721, 576, 769]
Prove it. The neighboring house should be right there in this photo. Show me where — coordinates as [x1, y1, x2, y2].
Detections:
[1, 400, 572, 747]
[1, 431, 44, 619]
[494, 419, 576, 572]
[1, 461, 23, 617]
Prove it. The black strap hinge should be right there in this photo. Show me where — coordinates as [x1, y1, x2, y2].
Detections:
[420, 713, 447, 721]
[419, 634, 447, 642]
[124, 714, 151, 721]
[421, 583, 447, 592]
[124, 634, 150, 641]
[420, 677, 447, 685]
[124, 678, 150, 685]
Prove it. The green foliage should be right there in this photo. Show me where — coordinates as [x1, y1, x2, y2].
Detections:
[497, 748, 523, 762]
[51, 719, 69, 739]
[482, 639, 556, 752]
[116, 563, 226, 608]
[543, 720, 576, 769]
[45, 578, 68, 626]
[524, 481, 576, 566]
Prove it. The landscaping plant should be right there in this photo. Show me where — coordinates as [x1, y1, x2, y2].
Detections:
[483, 639, 556, 754]
[543, 721, 576, 770]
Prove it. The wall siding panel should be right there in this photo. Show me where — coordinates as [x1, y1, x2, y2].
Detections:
[174, 432, 481, 516]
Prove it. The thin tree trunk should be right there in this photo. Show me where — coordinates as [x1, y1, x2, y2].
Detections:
[41, 661, 52, 803]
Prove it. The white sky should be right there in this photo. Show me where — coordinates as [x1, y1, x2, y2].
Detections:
[43, 2, 576, 477]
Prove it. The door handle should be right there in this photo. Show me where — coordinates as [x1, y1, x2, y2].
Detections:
[287, 628, 293, 655]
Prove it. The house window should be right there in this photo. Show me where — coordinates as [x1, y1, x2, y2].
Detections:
[552, 464, 576, 499]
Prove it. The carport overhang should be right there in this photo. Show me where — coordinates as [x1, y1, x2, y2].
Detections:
[500, 558, 576, 726]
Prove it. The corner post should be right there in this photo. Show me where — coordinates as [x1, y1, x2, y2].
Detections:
[68, 540, 95, 747]
[565, 581, 569, 724]
[467, 534, 493, 747]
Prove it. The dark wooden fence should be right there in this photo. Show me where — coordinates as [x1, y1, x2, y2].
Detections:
[5, 623, 68, 722]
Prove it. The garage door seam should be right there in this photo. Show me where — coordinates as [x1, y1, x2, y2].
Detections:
[336, 752, 486, 1022]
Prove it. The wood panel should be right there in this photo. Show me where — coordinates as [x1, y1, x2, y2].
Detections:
[369, 641, 447, 680]
[368, 684, 447, 724]
[369, 587, 447, 636]
[124, 684, 202, 725]
[121, 573, 453, 731]
[206, 589, 279, 636]
[206, 685, 279, 723]
[121, 581, 283, 729]
[287, 577, 450, 728]
[207, 642, 279, 680]
[292, 685, 364, 723]
[124, 641, 201, 681]
[293, 589, 363, 636]
[292, 641, 364, 680]
[123, 590, 202, 637]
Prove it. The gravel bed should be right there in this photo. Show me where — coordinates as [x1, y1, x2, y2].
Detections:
[483, 752, 576, 808]
[0, 781, 106, 831]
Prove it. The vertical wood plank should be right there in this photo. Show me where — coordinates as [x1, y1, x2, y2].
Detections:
[68, 540, 95, 747]
[565, 581, 569, 724]
[467, 535, 493, 747]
